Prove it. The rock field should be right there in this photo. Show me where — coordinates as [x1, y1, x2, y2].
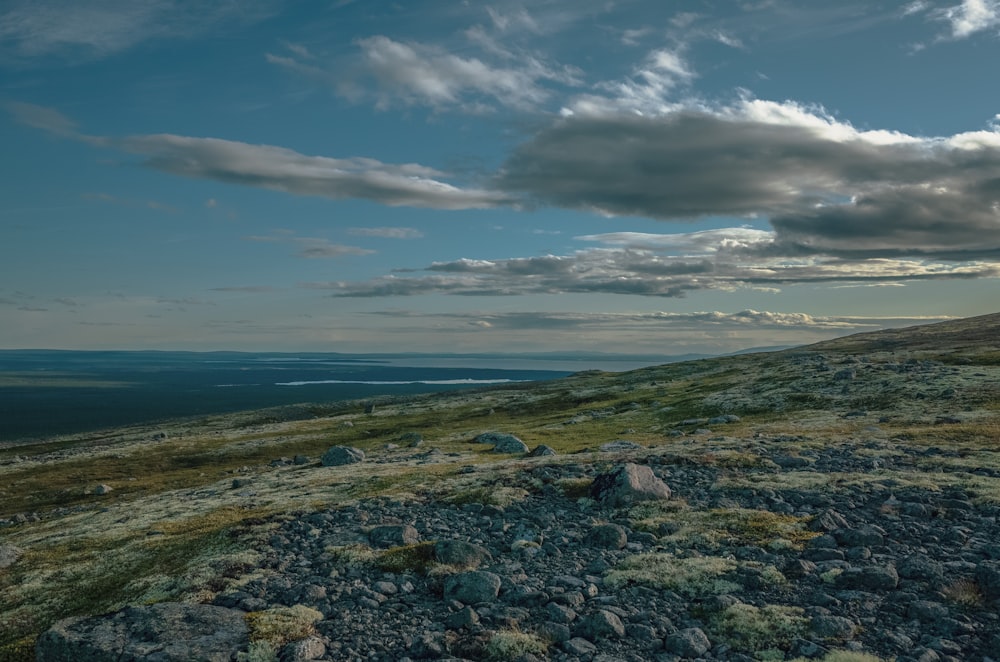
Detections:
[3, 313, 1000, 661]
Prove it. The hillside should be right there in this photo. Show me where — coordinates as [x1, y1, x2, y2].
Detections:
[2, 313, 1000, 661]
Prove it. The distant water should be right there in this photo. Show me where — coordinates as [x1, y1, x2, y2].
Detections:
[0, 350, 669, 444]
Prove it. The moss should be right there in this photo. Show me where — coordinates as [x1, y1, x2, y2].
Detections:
[710, 602, 808, 653]
[632, 506, 817, 550]
[244, 604, 322, 648]
[605, 554, 739, 597]
[446, 486, 528, 508]
[373, 542, 437, 574]
[790, 652, 884, 662]
[555, 477, 593, 499]
[483, 630, 548, 660]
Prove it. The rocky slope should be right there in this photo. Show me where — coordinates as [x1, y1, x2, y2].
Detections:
[2, 313, 1000, 661]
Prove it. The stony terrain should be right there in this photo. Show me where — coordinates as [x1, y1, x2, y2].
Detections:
[2, 313, 1000, 661]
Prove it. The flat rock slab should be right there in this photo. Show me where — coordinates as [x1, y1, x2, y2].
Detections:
[321, 446, 365, 466]
[35, 603, 249, 662]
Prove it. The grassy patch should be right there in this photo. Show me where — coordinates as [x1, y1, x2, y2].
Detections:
[244, 604, 322, 648]
[483, 630, 548, 660]
[710, 602, 808, 654]
[631, 505, 817, 550]
[605, 553, 739, 597]
[374, 542, 438, 574]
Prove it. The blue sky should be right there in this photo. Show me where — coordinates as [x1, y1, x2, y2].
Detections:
[2, 0, 999, 354]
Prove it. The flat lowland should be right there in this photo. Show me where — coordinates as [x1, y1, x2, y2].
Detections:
[2, 313, 999, 661]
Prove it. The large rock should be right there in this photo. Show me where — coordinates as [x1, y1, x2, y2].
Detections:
[35, 603, 249, 662]
[434, 540, 493, 569]
[589, 463, 671, 507]
[443, 571, 501, 605]
[320, 446, 365, 467]
[475, 432, 528, 454]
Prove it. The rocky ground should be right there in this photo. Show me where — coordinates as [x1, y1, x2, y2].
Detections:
[3, 314, 1000, 661]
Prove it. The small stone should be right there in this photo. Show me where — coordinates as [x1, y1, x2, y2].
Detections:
[93, 484, 113, 495]
[231, 478, 252, 489]
[292, 455, 310, 465]
[528, 444, 557, 457]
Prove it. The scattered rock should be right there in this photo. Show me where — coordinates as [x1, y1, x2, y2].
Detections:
[35, 603, 249, 662]
[599, 440, 641, 452]
[369, 524, 420, 549]
[320, 446, 365, 466]
[92, 484, 113, 495]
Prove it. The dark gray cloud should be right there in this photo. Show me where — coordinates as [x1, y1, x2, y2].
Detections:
[497, 100, 1000, 260]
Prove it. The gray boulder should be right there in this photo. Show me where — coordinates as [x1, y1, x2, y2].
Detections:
[35, 603, 249, 662]
[434, 540, 493, 569]
[0, 544, 22, 569]
[320, 446, 365, 467]
[474, 432, 528, 454]
[589, 463, 671, 507]
[443, 571, 501, 605]
[527, 444, 556, 457]
[665, 628, 712, 657]
[585, 524, 628, 550]
[575, 610, 625, 640]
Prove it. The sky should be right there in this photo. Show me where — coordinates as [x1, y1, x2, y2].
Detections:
[1, 0, 999, 355]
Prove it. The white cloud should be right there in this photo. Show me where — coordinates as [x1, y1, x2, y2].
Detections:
[347, 227, 424, 239]
[941, 0, 1000, 38]
[354, 35, 554, 111]
[0, 0, 278, 62]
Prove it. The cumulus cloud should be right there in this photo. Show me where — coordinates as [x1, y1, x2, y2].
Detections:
[939, 0, 1000, 38]
[0, 0, 278, 62]
[499, 98, 1000, 261]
